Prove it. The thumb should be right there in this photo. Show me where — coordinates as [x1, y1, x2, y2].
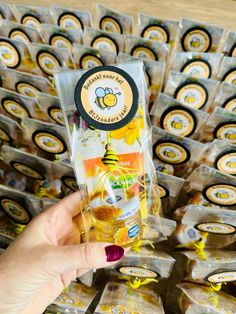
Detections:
[39, 242, 125, 275]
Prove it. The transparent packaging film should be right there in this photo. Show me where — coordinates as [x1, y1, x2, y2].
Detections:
[55, 61, 164, 247]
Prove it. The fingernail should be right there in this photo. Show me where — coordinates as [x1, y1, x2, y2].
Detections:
[105, 245, 124, 262]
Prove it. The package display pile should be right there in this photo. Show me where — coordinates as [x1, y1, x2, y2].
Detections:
[0, 3, 235, 313]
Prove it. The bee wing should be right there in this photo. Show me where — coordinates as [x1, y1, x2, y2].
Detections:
[108, 88, 113, 94]
[95, 87, 105, 97]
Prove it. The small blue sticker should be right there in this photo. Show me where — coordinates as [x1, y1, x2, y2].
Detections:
[128, 224, 140, 238]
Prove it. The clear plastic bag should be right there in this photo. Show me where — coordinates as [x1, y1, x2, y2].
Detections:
[138, 13, 179, 48]
[201, 139, 236, 176]
[223, 31, 236, 56]
[0, 184, 57, 225]
[152, 127, 206, 178]
[0, 36, 37, 73]
[41, 24, 82, 53]
[181, 249, 236, 284]
[156, 171, 185, 214]
[0, 87, 43, 121]
[94, 282, 165, 314]
[109, 246, 175, 282]
[213, 82, 236, 114]
[199, 107, 236, 144]
[83, 27, 126, 55]
[55, 61, 164, 247]
[218, 56, 236, 86]
[151, 93, 208, 139]
[170, 52, 223, 80]
[0, 113, 22, 146]
[36, 93, 64, 125]
[118, 52, 166, 109]
[126, 35, 170, 62]
[29, 43, 75, 77]
[0, 145, 73, 197]
[186, 164, 236, 209]
[96, 3, 133, 34]
[0, 19, 43, 45]
[175, 18, 225, 53]
[1, 67, 57, 96]
[10, 4, 54, 32]
[46, 282, 98, 314]
[72, 44, 117, 70]
[168, 282, 236, 314]
[164, 71, 219, 111]
[52, 5, 91, 31]
[21, 117, 69, 162]
[0, 3, 15, 21]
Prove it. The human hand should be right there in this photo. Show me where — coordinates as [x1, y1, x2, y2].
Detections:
[0, 191, 125, 314]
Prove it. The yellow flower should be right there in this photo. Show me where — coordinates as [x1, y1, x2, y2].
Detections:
[110, 108, 144, 145]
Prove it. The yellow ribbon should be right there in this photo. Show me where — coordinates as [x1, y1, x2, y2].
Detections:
[118, 275, 158, 289]
[131, 239, 155, 253]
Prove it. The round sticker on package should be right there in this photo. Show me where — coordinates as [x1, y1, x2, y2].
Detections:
[214, 122, 236, 144]
[9, 29, 31, 44]
[32, 130, 67, 154]
[174, 82, 208, 110]
[80, 53, 104, 69]
[117, 265, 159, 278]
[181, 59, 212, 79]
[16, 81, 40, 98]
[0, 39, 20, 68]
[91, 35, 119, 54]
[206, 271, 236, 283]
[222, 67, 236, 85]
[100, 16, 123, 34]
[203, 183, 236, 207]
[1, 98, 30, 120]
[181, 27, 212, 52]
[61, 175, 78, 191]
[223, 95, 236, 113]
[0, 197, 31, 225]
[158, 184, 169, 199]
[215, 150, 236, 176]
[49, 33, 73, 51]
[36, 50, 61, 76]
[48, 106, 65, 126]
[74, 66, 138, 131]
[10, 161, 45, 180]
[153, 140, 190, 165]
[0, 126, 11, 142]
[130, 45, 158, 61]
[21, 14, 41, 31]
[141, 24, 169, 43]
[229, 44, 236, 57]
[58, 12, 83, 30]
[195, 222, 236, 235]
[160, 105, 197, 137]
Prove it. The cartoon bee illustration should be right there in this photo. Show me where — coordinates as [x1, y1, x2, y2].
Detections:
[8, 204, 21, 216]
[1, 48, 11, 60]
[11, 106, 22, 115]
[184, 92, 196, 104]
[215, 190, 229, 199]
[45, 60, 54, 69]
[171, 117, 183, 130]
[225, 131, 236, 140]
[163, 148, 176, 159]
[190, 37, 201, 48]
[232, 79, 236, 85]
[105, 22, 113, 32]
[149, 33, 160, 41]
[43, 139, 56, 148]
[95, 87, 121, 109]
[226, 159, 236, 168]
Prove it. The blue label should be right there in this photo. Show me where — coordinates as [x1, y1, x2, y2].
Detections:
[128, 224, 140, 238]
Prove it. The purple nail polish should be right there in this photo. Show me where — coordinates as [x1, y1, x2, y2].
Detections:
[105, 245, 124, 262]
